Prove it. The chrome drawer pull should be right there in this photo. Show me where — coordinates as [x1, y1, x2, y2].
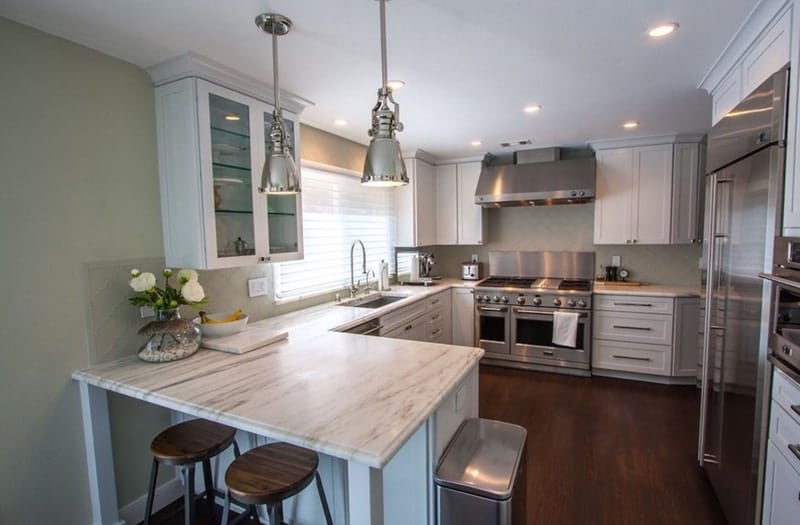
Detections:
[432, 328, 441, 336]
[612, 325, 652, 331]
[613, 302, 653, 307]
[792, 405, 800, 418]
[789, 443, 800, 462]
[543, 350, 555, 356]
[432, 299, 440, 305]
[432, 314, 440, 320]
[613, 354, 652, 362]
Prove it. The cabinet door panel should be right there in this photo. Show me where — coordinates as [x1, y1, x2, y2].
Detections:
[633, 145, 673, 244]
[671, 143, 703, 244]
[457, 162, 484, 245]
[762, 441, 800, 525]
[742, 8, 791, 96]
[712, 67, 743, 126]
[416, 159, 437, 246]
[452, 288, 475, 346]
[435, 165, 458, 245]
[594, 149, 633, 244]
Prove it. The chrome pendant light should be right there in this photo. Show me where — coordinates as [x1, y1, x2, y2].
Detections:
[256, 13, 300, 194]
[362, 0, 408, 187]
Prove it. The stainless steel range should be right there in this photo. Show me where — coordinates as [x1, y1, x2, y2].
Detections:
[475, 251, 594, 376]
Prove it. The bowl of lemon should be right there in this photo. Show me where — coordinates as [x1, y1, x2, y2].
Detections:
[193, 310, 248, 338]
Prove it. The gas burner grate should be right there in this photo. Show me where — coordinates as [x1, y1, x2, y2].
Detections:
[559, 279, 592, 291]
[479, 277, 537, 288]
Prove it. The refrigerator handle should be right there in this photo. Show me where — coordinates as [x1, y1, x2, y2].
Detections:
[698, 175, 731, 464]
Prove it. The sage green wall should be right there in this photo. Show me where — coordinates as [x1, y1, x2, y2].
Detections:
[0, 17, 170, 523]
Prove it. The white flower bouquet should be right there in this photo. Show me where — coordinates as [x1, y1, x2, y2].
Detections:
[128, 268, 207, 313]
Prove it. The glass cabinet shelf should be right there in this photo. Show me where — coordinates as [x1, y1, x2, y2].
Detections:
[210, 125, 250, 140]
[215, 209, 254, 215]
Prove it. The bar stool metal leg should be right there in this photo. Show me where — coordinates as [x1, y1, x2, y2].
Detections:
[221, 489, 231, 525]
[143, 458, 159, 525]
[182, 465, 196, 525]
[202, 458, 215, 514]
[315, 472, 334, 525]
[268, 503, 283, 525]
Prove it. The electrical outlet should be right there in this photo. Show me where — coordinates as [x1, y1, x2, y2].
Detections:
[471, 253, 479, 263]
[248, 277, 269, 298]
[611, 255, 621, 267]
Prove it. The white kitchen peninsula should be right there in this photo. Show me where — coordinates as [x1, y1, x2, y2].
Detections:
[73, 289, 483, 525]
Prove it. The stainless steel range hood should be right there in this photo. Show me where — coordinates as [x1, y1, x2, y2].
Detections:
[474, 148, 595, 207]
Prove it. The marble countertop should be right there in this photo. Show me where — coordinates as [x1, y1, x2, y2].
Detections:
[73, 279, 483, 468]
[592, 282, 701, 297]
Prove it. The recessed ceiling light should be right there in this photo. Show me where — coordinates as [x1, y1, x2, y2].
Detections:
[224, 114, 241, 121]
[471, 140, 483, 147]
[334, 119, 348, 126]
[387, 80, 405, 90]
[648, 22, 679, 38]
[524, 105, 542, 114]
[623, 121, 639, 129]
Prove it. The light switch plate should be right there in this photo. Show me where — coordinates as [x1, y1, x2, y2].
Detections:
[248, 277, 269, 298]
[611, 255, 621, 267]
[471, 254, 479, 263]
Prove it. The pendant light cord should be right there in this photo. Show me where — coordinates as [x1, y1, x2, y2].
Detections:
[272, 30, 281, 117]
[380, 0, 388, 91]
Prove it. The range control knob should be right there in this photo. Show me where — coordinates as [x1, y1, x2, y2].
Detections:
[578, 299, 587, 308]
[501, 296, 509, 303]
[516, 296, 526, 305]
[553, 298, 562, 307]
[475, 295, 483, 302]
[482, 295, 490, 302]
[492, 296, 500, 303]
[567, 299, 576, 307]
[532, 297, 542, 306]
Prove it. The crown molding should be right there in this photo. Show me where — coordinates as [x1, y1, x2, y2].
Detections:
[589, 133, 706, 150]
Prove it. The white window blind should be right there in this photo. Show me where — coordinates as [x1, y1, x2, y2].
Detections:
[273, 165, 396, 300]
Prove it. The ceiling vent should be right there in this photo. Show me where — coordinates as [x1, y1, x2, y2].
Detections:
[498, 139, 532, 148]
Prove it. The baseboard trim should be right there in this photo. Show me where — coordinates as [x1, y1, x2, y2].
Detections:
[119, 476, 183, 525]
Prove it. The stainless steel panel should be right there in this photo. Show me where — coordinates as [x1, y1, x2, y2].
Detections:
[706, 66, 788, 174]
[487, 251, 594, 280]
[698, 140, 784, 525]
[437, 486, 511, 525]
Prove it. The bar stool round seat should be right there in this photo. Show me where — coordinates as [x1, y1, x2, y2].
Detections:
[144, 419, 240, 525]
[222, 442, 333, 525]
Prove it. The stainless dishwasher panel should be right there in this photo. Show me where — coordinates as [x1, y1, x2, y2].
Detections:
[435, 418, 527, 525]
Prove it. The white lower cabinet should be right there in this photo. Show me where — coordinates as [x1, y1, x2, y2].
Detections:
[427, 290, 452, 344]
[451, 287, 475, 346]
[763, 368, 800, 524]
[592, 294, 699, 379]
[380, 290, 453, 343]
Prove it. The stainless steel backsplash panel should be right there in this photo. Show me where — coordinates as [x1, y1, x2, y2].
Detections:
[488, 251, 595, 280]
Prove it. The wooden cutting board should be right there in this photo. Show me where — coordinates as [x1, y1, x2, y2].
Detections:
[594, 280, 643, 286]
[201, 326, 288, 354]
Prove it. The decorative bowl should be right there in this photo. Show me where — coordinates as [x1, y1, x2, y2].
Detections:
[192, 311, 249, 338]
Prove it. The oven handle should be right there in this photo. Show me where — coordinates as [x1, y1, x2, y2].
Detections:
[514, 308, 588, 318]
[478, 306, 508, 312]
[759, 272, 800, 291]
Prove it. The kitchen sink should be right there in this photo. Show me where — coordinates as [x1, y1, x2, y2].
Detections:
[338, 293, 411, 308]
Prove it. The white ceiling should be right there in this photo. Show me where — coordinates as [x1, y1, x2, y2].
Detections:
[1, 0, 757, 160]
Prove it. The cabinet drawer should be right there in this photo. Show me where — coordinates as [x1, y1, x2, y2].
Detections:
[380, 301, 427, 333]
[773, 368, 800, 427]
[769, 401, 800, 474]
[428, 291, 450, 310]
[594, 295, 674, 314]
[592, 339, 670, 375]
[763, 441, 800, 525]
[594, 311, 673, 345]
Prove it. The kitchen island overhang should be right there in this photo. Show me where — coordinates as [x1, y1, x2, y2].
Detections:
[73, 310, 483, 525]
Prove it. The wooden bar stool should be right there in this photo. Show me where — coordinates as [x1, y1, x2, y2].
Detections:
[143, 419, 245, 525]
[221, 442, 334, 525]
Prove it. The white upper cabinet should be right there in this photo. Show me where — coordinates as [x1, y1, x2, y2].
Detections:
[148, 54, 308, 269]
[435, 162, 486, 246]
[395, 156, 437, 247]
[594, 144, 674, 245]
[671, 142, 705, 245]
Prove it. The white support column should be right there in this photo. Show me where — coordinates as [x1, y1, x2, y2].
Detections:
[346, 461, 384, 525]
[79, 381, 125, 525]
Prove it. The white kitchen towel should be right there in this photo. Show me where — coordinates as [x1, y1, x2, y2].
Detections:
[552, 311, 580, 348]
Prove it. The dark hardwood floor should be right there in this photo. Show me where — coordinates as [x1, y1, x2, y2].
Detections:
[147, 365, 727, 524]
[479, 364, 727, 525]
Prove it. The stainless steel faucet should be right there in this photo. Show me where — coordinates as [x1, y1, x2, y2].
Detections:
[350, 239, 366, 297]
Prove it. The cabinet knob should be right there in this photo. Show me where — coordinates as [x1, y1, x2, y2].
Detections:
[260, 256, 271, 262]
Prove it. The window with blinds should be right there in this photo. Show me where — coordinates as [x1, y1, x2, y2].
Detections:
[273, 165, 396, 300]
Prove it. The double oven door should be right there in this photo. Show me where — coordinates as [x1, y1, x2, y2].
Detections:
[475, 302, 510, 355]
[511, 306, 591, 368]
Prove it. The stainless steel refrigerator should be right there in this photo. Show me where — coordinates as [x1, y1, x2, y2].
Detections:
[698, 66, 789, 525]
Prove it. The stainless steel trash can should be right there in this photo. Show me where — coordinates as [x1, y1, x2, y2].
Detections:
[435, 418, 527, 525]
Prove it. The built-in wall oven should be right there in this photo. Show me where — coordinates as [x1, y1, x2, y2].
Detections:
[762, 237, 800, 374]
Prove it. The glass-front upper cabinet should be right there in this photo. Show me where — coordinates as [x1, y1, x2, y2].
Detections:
[152, 76, 304, 269]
